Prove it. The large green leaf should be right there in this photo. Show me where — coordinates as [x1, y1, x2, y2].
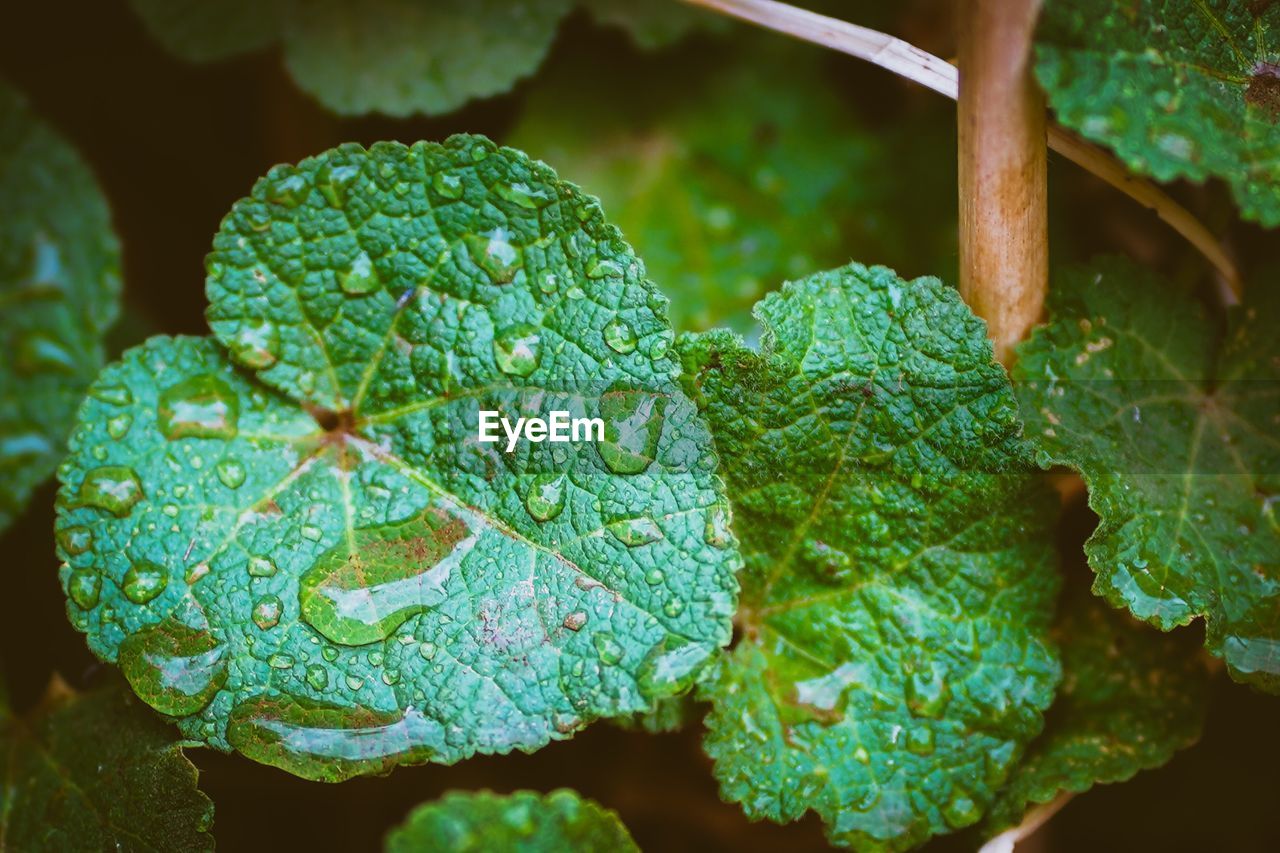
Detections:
[385, 789, 638, 852]
[55, 136, 740, 781]
[0, 675, 214, 851]
[129, 0, 729, 117]
[679, 264, 1061, 851]
[1015, 257, 1280, 691]
[983, 583, 1209, 835]
[0, 82, 120, 532]
[1036, 0, 1280, 226]
[510, 46, 957, 332]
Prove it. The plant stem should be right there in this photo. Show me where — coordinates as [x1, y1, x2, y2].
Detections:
[978, 791, 1074, 853]
[680, 0, 1242, 300]
[956, 0, 1047, 364]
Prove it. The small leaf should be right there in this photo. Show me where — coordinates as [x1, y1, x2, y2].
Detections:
[1014, 257, 1280, 690]
[385, 789, 638, 852]
[0, 675, 214, 851]
[582, 0, 728, 49]
[0, 82, 120, 532]
[680, 264, 1061, 850]
[1036, 0, 1280, 225]
[983, 583, 1209, 835]
[510, 45, 957, 332]
[56, 136, 740, 781]
[128, 0, 278, 62]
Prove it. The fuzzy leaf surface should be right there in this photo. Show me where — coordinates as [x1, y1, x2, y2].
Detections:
[984, 584, 1208, 834]
[510, 47, 956, 332]
[1015, 258, 1280, 690]
[1036, 0, 1280, 225]
[55, 136, 739, 781]
[385, 789, 638, 852]
[0, 82, 120, 532]
[680, 264, 1060, 850]
[0, 676, 214, 851]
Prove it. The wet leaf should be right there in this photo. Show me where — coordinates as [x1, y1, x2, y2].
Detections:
[0, 675, 214, 851]
[582, 0, 727, 49]
[0, 82, 120, 532]
[55, 136, 739, 781]
[983, 583, 1208, 835]
[1036, 0, 1280, 225]
[1014, 257, 1280, 691]
[679, 264, 1061, 850]
[385, 789, 638, 852]
[510, 45, 957, 332]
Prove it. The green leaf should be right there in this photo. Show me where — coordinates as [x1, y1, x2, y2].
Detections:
[679, 264, 1061, 850]
[0, 81, 120, 532]
[1014, 257, 1280, 690]
[385, 789, 638, 852]
[1036, 0, 1280, 226]
[612, 692, 699, 734]
[582, 0, 727, 49]
[983, 583, 1209, 835]
[0, 675, 214, 851]
[55, 136, 740, 781]
[509, 46, 957, 332]
[127, 0, 278, 62]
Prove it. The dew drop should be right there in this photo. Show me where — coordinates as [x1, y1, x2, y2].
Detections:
[67, 568, 102, 609]
[562, 611, 588, 631]
[57, 525, 93, 556]
[106, 413, 132, 439]
[228, 320, 280, 369]
[606, 516, 663, 547]
[942, 791, 981, 829]
[314, 163, 360, 206]
[217, 458, 247, 489]
[905, 669, 950, 719]
[270, 653, 295, 670]
[663, 598, 685, 618]
[594, 633, 624, 665]
[597, 388, 665, 475]
[157, 375, 239, 441]
[268, 173, 308, 208]
[704, 503, 732, 548]
[301, 525, 323, 542]
[321, 646, 339, 663]
[603, 318, 638, 354]
[306, 664, 329, 691]
[905, 726, 935, 756]
[78, 466, 143, 516]
[524, 473, 567, 522]
[493, 324, 541, 377]
[587, 257, 624, 280]
[123, 562, 168, 604]
[418, 641, 437, 660]
[431, 171, 464, 199]
[637, 635, 709, 700]
[252, 594, 283, 630]
[338, 250, 381, 295]
[466, 228, 522, 284]
[119, 619, 227, 716]
[247, 556, 278, 578]
[496, 180, 551, 209]
[91, 384, 132, 406]
[344, 674, 364, 691]
[644, 567, 665, 585]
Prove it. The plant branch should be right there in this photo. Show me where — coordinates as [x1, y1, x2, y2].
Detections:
[957, 0, 1048, 364]
[978, 791, 1075, 853]
[680, 0, 1243, 300]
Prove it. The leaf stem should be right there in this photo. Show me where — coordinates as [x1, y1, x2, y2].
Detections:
[679, 0, 1243, 302]
[978, 791, 1074, 853]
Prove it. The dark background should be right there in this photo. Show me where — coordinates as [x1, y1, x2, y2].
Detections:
[2, 1, 1277, 850]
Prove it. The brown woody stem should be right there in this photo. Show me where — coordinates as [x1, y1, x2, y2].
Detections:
[956, 0, 1048, 364]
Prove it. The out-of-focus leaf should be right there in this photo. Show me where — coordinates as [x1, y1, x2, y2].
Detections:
[1036, 0, 1280, 225]
[0, 81, 120, 532]
[385, 789, 638, 852]
[1015, 257, 1280, 691]
[0, 675, 214, 851]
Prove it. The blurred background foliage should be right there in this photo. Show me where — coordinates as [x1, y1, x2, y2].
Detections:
[1, 0, 1277, 849]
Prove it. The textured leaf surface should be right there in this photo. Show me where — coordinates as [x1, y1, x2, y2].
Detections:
[0, 676, 214, 851]
[1015, 258, 1280, 691]
[984, 584, 1208, 834]
[385, 789, 638, 852]
[510, 47, 956, 332]
[1036, 0, 1280, 225]
[679, 264, 1060, 850]
[55, 136, 739, 781]
[0, 82, 120, 533]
